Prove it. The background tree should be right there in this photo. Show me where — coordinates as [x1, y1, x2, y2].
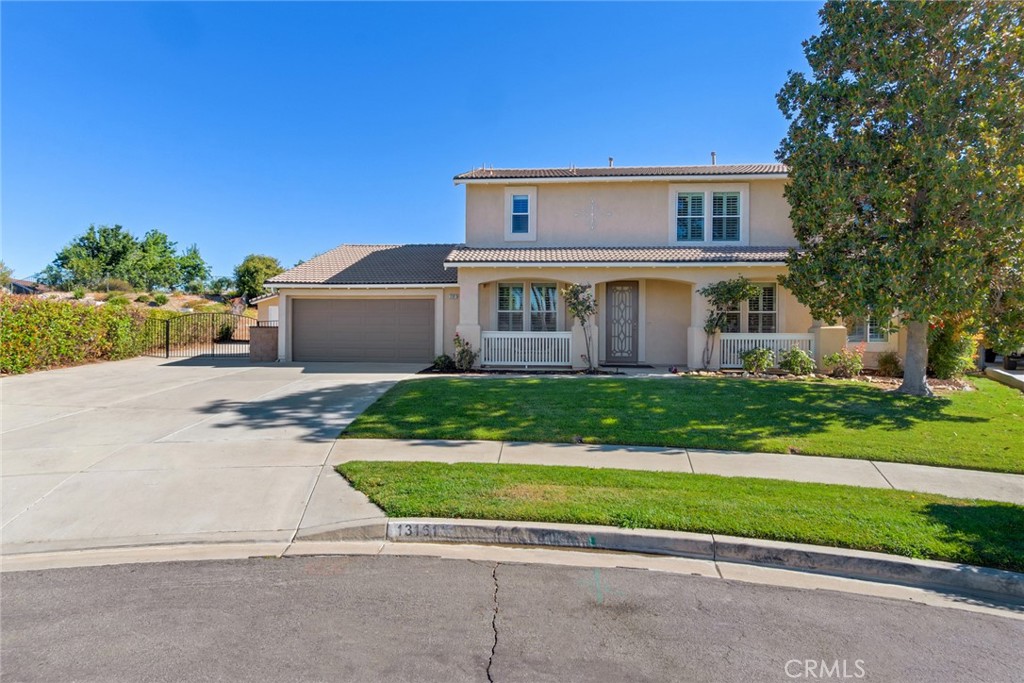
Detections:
[777, 1, 1024, 396]
[41, 224, 138, 289]
[0, 261, 14, 289]
[233, 254, 283, 302]
[177, 244, 211, 292]
[207, 276, 235, 297]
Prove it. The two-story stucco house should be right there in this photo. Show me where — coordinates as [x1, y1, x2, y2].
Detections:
[263, 163, 904, 369]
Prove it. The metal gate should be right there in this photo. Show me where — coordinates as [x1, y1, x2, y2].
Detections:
[142, 313, 270, 358]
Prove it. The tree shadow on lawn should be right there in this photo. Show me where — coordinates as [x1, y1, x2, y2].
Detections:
[416, 377, 990, 446]
[191, 380, 400, 442]
[923, 501, 1024, 577]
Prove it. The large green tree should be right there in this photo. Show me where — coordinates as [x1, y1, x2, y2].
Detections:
[777, 1, 1024, 396]
[40, 224, 139, 289]
[233, 254, 284, 302]
[177, 244, 210, 291]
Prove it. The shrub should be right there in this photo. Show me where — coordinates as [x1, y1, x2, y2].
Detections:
[453, 333, 479, 372]
[185, 280, 206, 295]
[739, 347, 775, 373]
[928, 319, 976, 379]
[0, 296, 146, 373]
[106, 293, 130, 307]
[779, 346, 816, 375]
[215, 319, 236, 342]
[135, 294, 150, 303]
[153, 293, 169, 306]
[876, 351, 903, 378]
[98, 277, 133, 293]
[824, 346, 865, 378]
[72, 287, 85, 300]
[432, 354, 457, 373]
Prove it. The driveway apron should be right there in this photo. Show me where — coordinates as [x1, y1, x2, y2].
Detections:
[0, 357, 420, 554]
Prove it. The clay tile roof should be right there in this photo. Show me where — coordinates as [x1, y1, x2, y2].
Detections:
[268, 244, 460, 285]
[454, 163, 787, 181]
[444, 246, 793, 264]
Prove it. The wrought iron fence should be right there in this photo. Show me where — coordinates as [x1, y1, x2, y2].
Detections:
[142, 313, 266, 358]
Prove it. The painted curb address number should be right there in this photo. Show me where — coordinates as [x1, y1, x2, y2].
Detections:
[391, 523, 455, 538]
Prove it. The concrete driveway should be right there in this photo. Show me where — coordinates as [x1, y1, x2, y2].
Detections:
[1, 357, 422, 554]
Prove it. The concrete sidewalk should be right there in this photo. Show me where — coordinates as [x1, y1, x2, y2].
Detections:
[334, 438, 1024, 505]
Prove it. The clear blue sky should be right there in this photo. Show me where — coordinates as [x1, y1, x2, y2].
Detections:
[2, 1, 822, 280]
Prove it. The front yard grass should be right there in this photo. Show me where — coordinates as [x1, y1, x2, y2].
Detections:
[338, 461, 1024, 572]
[340, 376, 1024, 474]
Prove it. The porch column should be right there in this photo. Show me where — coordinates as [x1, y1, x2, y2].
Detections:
[455, 274, 482, 366]
[809, 320, 846, 369]
[687, 283, 711, 370]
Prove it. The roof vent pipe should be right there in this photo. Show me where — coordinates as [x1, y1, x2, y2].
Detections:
[608, 157, 614, 167]
[711, 151, 717, 166]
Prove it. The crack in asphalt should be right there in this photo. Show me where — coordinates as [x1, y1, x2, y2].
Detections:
[486, 562, 499, 682]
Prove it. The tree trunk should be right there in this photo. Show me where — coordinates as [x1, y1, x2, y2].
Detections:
[897, 320, 934, 397]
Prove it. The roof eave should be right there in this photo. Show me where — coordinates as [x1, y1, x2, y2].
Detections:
[454, 173, 788, 186]
[443, 261, 786, 269]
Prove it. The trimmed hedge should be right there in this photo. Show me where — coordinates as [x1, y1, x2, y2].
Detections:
[0, 296, 148, 374]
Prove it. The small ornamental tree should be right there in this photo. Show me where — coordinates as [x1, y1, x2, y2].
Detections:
[562, 283, 598, 372]
[776, 1, 1024, 396]
[697, 277, 760, 369]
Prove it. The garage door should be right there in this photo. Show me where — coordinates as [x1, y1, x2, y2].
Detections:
[291, 299, 434, 362]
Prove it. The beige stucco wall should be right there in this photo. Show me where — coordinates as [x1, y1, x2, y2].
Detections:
[463, 179, 796, 248]
[643, 280, 691, 366]
[255, 295, 279, 322]
[442, 286, 459, 356]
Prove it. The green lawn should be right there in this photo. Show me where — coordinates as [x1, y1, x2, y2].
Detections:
[340, 376, 1024, 474]
[338, 461, 1024, 572]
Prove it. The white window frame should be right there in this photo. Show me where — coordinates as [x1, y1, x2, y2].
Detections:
[847, 316, 889, 343]
[496, 280, 561, 332]
[504, 186, 538, 242]
[746, 284, 777, 333]
[529, 282, 559, 332]
[497, 283, 525, 331]
[667, 183, 749, 245]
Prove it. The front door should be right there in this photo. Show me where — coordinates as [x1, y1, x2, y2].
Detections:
[605, 281, 639, 364]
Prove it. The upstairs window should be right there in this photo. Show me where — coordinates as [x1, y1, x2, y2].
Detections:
[530, 283, 558, 332]
[747, 285, 777, 333]
[498, 284, 524, 331]
[676, 193, 705, 241]
[511, 195, 530, 234]
[847, 317, 888, 343]
[505, 186, 537, 241]
[712, 192, 741, 241]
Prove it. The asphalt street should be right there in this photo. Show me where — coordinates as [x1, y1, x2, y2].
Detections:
[2, 555, 1021, 682]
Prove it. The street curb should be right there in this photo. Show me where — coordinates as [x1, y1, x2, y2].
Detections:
[386, 518, 1024, 601]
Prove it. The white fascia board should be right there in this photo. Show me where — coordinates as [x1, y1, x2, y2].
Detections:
[443, 261, 786, 269]
[268, 282, 451, 289]
[454, 174, 787, 186]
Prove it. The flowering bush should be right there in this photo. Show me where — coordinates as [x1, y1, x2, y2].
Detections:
[824, 345, 865, 378]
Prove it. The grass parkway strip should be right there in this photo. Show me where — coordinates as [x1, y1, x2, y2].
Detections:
[340, 376, 1024, 474]
[337, 461, 1024, 573]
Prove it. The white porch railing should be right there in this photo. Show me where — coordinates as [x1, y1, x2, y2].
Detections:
[481, 331, 572, 366]
[719, 333, 815, 369]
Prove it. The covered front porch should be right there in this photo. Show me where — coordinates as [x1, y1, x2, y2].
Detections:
[450, 264, 818, 371]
